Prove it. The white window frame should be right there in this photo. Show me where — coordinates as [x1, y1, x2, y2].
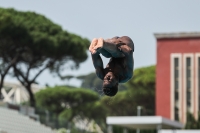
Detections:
[170, 53, 182, 121]
[195, 53, 200, 120]
[183, 53, 194, 123]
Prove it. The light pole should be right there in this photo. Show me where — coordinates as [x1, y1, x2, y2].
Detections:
[137, 106, 142, 133]
[137, 106, 142, 116]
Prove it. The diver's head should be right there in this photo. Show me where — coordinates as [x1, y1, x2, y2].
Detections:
[103, 85, 118, 97]
[103, 72, 118, 96]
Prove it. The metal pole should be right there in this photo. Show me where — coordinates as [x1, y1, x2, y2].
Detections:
[107, 125, 113, 133]
[172, 128, 176, 133]
[66, 129, 70, 133]
[137, 106, 142, 116]
[45, 110, 49, 126]
[123, 128, 128, 133]
[156, 124, 162, 133]
[137, 106, 142, 133]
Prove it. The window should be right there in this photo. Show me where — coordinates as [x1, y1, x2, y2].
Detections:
[198, 57, 200, 110]
[186, 57, 191, 108]
[174, 57, 179, 121]
[175, 90, 179, 100]
[175, 107, 179, 121]
[174, 58, 179, 90]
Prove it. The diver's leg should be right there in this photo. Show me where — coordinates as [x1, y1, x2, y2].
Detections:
[95, 38, 112, 58]
[90, 37, 125, 58]
[98, 48, 112, 58]
[103, 38, 125, 57]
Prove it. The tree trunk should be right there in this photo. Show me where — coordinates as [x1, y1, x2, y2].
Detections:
[0, 55, 19, 98]
[55, 114, 59, 129]
[26, 83, 35, 107]
[0, 75, 5, 99]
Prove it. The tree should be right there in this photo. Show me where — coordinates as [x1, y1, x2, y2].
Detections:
[126, 65, 156, 115]
[76, 73, 102, 92]
[0, 10, 25, 97]
[0, 8, 90, 106]
[101, 91, 136, 116]
[35, 86, 107, 130]
[185, 112, 200, 129]
[58, 73, 74, 85]
[35, 86, 100, 118]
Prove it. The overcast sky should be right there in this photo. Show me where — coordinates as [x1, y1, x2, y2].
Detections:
[1, 0, 200, 87]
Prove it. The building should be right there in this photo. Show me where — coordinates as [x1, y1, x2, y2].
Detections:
[1, 81, 42, 104]
[0, 104, 55, 133]
[155, 32, 200, 123]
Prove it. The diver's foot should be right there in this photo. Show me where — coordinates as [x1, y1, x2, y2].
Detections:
[93, 38, 104, 52]
[89, 38, 98, 54]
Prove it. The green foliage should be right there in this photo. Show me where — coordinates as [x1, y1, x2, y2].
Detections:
[0, 7, 90, 106]
[101, 91, 137, 116]
[35, 86, 108, 131]
[35, 86, 99, 115]
[59, 75, 74, 80]
[59, 109, 73, 121]
[126, 65, 155, 89]
[57, 128, 67, 133]
[79, 101, 107, 120]
[185, 112, 200, 129]
[112, 126, 156, 133]
[38, 87, 105, 118]
[77, 73, 100, 89]
[126, 65, 155, 115]
[0, 7, 90, 70]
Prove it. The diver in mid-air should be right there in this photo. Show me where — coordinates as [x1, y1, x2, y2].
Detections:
[89, 36, 134, 96]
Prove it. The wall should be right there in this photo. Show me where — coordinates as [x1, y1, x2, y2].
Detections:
[156, 37, 200, 122]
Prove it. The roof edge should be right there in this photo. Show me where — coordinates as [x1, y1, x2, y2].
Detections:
[154, 32, 200, 39]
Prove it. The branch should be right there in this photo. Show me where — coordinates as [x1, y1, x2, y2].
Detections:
[13, 65, 28, 83]
[2, 54, 19, 76]
[10, 54, 19, 65]
[15, 73, 26, 86]
[31, 64, 49, 83]
[26, 59, 36, 79]
[0, 67, 2, 76]
[26, 64, 32, 80]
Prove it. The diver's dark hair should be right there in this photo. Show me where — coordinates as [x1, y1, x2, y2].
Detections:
[103, 84, 118, 96]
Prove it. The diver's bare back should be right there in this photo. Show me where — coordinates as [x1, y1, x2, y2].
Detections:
[105, 56, 132, 83]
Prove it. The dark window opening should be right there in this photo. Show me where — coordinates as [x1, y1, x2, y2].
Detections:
[175, 107, 179, 121]
[186, 57, 191, 109]
[198, 57, 200, 110]
[174, 58, 179, 121]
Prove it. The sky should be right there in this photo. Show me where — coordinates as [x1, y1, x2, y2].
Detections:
[1, 0, 200, 87]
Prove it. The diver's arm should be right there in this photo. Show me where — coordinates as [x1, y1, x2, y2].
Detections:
[91, 52, 105, 80]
